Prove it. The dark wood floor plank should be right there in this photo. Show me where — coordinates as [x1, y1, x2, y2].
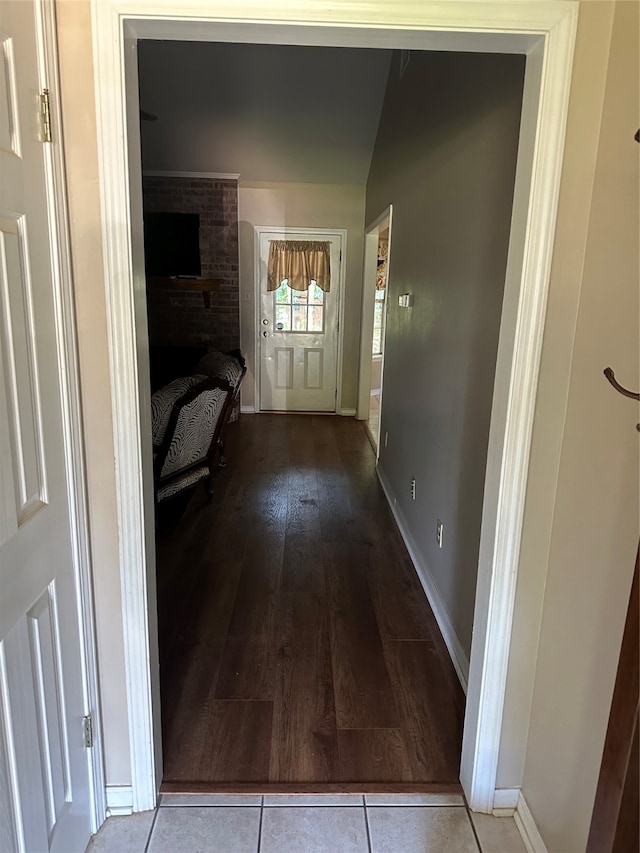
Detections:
[366, 540, 436, 641]
[270, 587, 339, 781]
[270, 529, 339, 780]
[214, 534, 284, 700]
[317, 486, 359, 542]
[191, 701, 273, 783]
[201, 499, 251, 566]
[312, 416, 350, 493]
[286, 489, 321, 539]
[337, 729, 413, 782]
[213, 638, 277, 701]
[227, 533, 284, 633]
[281, 534, 326, 597]
[161, 557, 243, 749]
[324, 541, 400, 729]
[155, 468, 233, 648]
[383, 640, 464, 782]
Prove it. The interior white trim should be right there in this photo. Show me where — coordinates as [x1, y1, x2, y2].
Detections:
[377, 468, 470, 691]
[89, 0, 578, 815]
[252, 225, 347, 415]
[90, 9, 159, 813]
[143, 170, 240, 180]
[515, 792, 549, 853]
[356, 205, 393, 427]
[492, 787, 520, 815]
[461, 9, 577, 813]
[41, 0, 105, 832]
[340, 408, 356, 417]
[105, 785, 134, 817]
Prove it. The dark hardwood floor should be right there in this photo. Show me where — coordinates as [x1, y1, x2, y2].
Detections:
[156, 414, 464, 791]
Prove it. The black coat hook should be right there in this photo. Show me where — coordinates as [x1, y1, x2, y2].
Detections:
[603, 367, 640, 431]
[604, 367, 640, 400]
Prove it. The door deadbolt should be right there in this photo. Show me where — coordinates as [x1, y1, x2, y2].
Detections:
[262, 318, 269, 325]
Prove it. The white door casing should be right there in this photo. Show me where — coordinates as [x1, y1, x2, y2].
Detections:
[90, 0, 578, 816]
[356, 206, 393, 450]
[257, 229, 343, 413]
[0, 1, 100, 849]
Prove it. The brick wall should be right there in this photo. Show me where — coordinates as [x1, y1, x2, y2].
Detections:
[143, 176, 239, 353]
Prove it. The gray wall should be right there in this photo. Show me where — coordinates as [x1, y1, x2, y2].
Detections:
[366, 50, 525, 658]
[138, 41, 391, 184]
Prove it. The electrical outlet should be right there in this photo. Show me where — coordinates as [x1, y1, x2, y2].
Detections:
[410, 477, 416, 500]
[436, 519, 444, 548]
[384, 431, 389, 447]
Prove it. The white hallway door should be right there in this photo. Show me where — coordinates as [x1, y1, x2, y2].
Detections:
[0, 2, 93, 852]
[258, 230, 342, 412]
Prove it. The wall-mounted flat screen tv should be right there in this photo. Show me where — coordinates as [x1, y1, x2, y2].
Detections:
[143, 212, 201, 277]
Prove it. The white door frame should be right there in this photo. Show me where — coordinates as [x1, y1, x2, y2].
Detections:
[31, 0, 105, 832]
[90, 0, 578, 815]
[356, 206, 392, 440]
[253, 226, 347, 414]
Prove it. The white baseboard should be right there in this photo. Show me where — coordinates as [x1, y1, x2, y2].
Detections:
[376, 467, 469, 692]
[106, 785, 134, 816]
[515, 792, 548, 853]
[492, 787, 520, 815]
[240, 406, 353, 416]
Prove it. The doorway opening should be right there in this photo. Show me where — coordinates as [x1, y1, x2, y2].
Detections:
[367, 229, 388, 449]
[357, 207, 393, 454]
[141, 40, 473, 791]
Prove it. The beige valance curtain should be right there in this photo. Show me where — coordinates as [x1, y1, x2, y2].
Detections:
[267, 240, 331, 292]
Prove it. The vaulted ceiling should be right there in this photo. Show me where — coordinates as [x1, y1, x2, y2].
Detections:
[138, 40, 393, 185]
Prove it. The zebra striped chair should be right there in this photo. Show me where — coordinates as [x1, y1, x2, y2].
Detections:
[194, 349, 247, 465]
[151, 375, 232, 503]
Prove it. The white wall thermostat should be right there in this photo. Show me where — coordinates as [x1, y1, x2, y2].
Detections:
[398, 293, 413, 308]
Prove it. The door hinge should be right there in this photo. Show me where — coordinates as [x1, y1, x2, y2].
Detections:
[82, 714, 94, 748]
[40, 89, 52, 143]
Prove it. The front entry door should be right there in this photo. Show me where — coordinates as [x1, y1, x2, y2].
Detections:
[0, 2, 93, 851]
[258, 230, 342, 412]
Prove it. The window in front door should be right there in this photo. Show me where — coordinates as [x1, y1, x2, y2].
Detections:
[275, 280, 325, 333]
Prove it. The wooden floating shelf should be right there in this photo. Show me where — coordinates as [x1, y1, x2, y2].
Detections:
[147, 276, 224, 307]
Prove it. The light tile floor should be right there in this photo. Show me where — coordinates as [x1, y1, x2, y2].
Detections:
[86, 794, 528, 853]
